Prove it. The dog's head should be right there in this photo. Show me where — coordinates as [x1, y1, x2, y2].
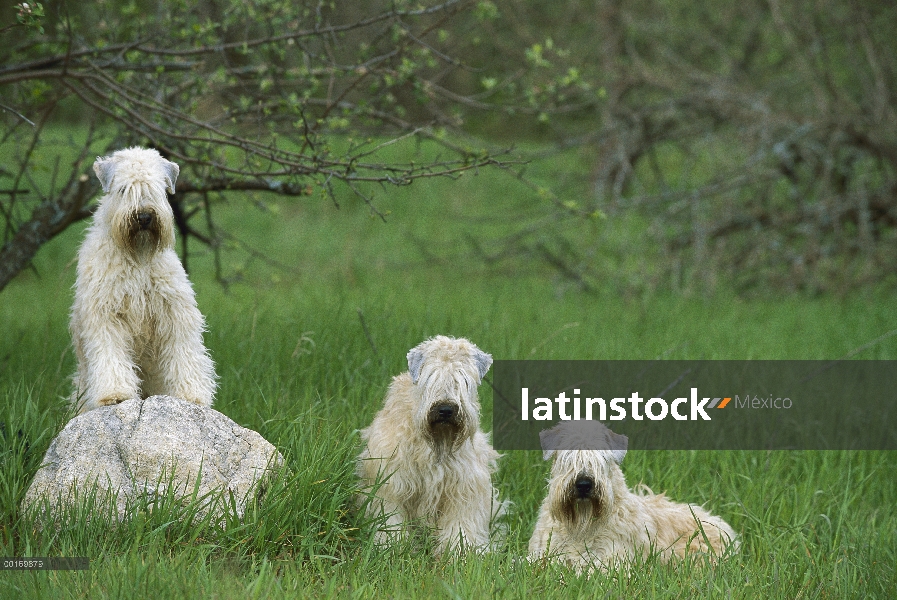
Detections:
[406, 336, 492, 459]
[540, 420, 628, 531]
[92, 147, 179, 258]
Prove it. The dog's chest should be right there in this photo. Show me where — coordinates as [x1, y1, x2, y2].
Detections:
[405, 453, 467, 514]
[115, 293, 158, 343]
[112, 270, 174, 340]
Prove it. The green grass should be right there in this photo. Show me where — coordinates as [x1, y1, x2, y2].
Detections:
[1, 139, 896, 598]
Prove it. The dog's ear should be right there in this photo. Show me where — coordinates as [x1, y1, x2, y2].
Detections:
[539, 427, 561, 461]
[93, 157, 115, 193]
[472, 349, 493, 383]
[609, 431, 628, 464]
[162, 159, 179, 194]
[407, 347, 425, 384]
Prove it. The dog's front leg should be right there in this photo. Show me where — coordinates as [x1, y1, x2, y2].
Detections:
[153, 282, 217, 406]
[73, 313, 142, 413]
[368, 497, 410, 546]
[436, 495, 493, 555]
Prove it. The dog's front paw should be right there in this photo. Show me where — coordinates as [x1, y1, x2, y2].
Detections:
[178, 394, 213, 407]
[97, 394, 131, 407]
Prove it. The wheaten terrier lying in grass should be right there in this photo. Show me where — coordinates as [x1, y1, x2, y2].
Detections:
[529, 420, 738, 572]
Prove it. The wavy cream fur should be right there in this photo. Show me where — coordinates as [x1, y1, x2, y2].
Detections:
[70, 147, 217, 414]
[357, 336, 507, 555]
[529, 421, 738, 572]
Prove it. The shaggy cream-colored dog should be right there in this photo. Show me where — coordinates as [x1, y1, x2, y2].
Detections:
[529, 420, 738, 572]
[357, 336, 507, 555]
[70, 147, 217, 414]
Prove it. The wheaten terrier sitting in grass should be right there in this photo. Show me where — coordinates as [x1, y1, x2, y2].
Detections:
[70, 147, 217, 414]
[357, 336, 507, 555]
[529, 420, 738, 572]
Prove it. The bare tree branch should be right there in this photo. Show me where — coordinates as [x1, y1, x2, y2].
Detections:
[0, 0, 531, 292]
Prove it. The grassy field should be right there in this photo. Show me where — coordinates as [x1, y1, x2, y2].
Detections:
[1, 140, 896, 598]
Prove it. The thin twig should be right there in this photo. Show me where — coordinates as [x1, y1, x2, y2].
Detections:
[0, 102, 35, 126]
[800, 328, 897, 383]
[357, 309, 378, 358]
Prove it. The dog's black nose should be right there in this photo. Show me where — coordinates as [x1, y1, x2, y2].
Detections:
[136, 212, 154, 229]
[575, 477, 594, 498]
[437, 404, 455, 421]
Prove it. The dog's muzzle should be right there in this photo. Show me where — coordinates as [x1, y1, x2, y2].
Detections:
[428, 402, 461, 426]
[556, 473, 604, 525]
[136, 211, 155, 230]
[426, 402, 465, 460]
[124, 209, 164, 256]
[574, 476, 594, 499]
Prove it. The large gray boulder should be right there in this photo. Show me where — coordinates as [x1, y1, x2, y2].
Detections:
[23, 395, 283, 523]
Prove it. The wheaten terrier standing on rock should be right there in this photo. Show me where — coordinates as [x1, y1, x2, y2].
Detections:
[357, 336, 507, 555]
[529, 420, 738, 572]
[70, 147, 217, 414]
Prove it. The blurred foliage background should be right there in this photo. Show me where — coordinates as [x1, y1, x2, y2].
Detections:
[2, 0, 896, 296]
